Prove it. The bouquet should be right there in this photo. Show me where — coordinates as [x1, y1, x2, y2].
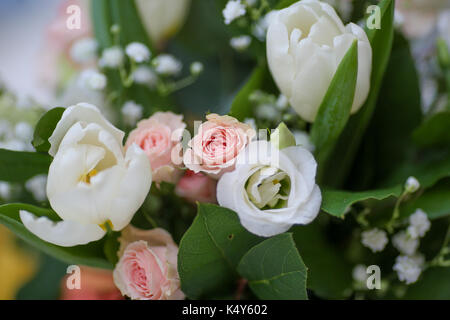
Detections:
[0, 0, 449, 300]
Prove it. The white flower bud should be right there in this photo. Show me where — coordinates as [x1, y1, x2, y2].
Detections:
[405, 176, 420, 193]
[223, 0, 246, 25]
[132, 66, 158, 87]
[361, 228, 388, 253]
[0, 181, 11, 200]
[154, 54, 182, 76]
[266, 0, 372, 122]
[352, 264, 367, 283]
[393, 230, 419, 255]
[230, 35, 252, 51]
[99, 46, 124, 68]
[407, 209, 431, 239]
[393, 254, 425, 284]
[125, 42, 151, 63]
[121, 101, 143, 127]
[78, 69, 107, 91]
[190, 62, 204, 75]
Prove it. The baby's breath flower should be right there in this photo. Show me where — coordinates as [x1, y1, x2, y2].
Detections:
[361, 228, 388, 253]
[154, 54, 182, 76]
[0, 181, 11, 200]
[125, 42, 151, 63]
[79, 69, 107, 90]
[132, 66, 158, 87]
[223, 0, 246, 25]
[230, 35, 252, 51]
[393, 230, 419, 255]
[99, 46, 124, 68]
[393, 254, 425, 284]
[352, 264, 367, 283]
[407, 209, 431, 239]
[121, 101, 143, 127]
[190, 62, 204, 76]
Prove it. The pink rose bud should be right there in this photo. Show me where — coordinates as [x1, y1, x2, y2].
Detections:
[113, 226, 184, 300]
[125, 112, 186, 184]
[175, 170, 217, 204]
[183, 114, 255, 178]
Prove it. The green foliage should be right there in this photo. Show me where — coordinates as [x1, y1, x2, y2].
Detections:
[178, 203, 263, 298]
[237, 233, 308, 300]
[413, 111, 450, 148]
[0, 149, 51, 183]
[311, 41, 358, 171]
[292, 223, 353, 299]
[322, 186, 402, 218]
[32, 107, 64, 153]
[0, 203, 112, 269]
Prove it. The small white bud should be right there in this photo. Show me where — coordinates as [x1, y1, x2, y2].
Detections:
[78, 69, 107, 90]
[121, 101, 143, 127]
[125, 42, 151, 63]
[70, 38, 98, 64]
[223, 0, 246, 25]
[154, 54, 182, 76]
[190, 62, 204, 76]
[230, 35, 252, 51]
[99, 46, 124, 68]
[361, 228, 388, 253]
[404, 176, 420, 193]
[132, 66, 158, 87]
[407, 209, 430, 239]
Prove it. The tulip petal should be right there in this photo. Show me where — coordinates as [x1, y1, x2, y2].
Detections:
[109, 144, 152, 230]
[48, 103, 124, 156]
[19, 210, 105, 247]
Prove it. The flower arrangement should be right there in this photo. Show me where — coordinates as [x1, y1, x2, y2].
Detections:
[0, 0, 449, 300]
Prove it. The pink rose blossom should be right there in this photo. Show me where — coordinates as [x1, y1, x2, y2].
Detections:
[125, 112, 186, 183]
[113, 226, 184, 300]
[183, 114, 255, 177]
[175, 170, 217, 204]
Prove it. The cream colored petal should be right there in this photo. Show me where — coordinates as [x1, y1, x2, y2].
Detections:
[109, 144, 152, 230]
[48, 103, 124, 156]
[19, 210, 105, 247]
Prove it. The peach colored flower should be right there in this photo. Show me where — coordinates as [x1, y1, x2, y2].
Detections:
[125, 112, 186, 184]
[60, 266, 123, 300]
[113, 226, 184, 300]
[183, 114, 255, 177]
[175, 170, 217, 204]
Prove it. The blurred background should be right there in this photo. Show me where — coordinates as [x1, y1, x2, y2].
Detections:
[0, 0, 449, 299]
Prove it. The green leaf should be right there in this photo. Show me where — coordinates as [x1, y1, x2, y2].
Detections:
[32, 107, 65, 153]
[320, 0, 395, 187]
[103, 231, 121, 266]
[271, 122, 296, 150]
[229, 65, 271, 121]
[0, 203, 112, 269]
[403, 267, 450, 299]
[413, 111, 450, 148]
[322, 185, 402, 218]
[178, 203, 263, 299]
[237, 233, 308, 300]
[0, 149, 51, 183]
[292, 223, 353, 299]
[401, 179, 450, 220]
[310, 40, 358, 168]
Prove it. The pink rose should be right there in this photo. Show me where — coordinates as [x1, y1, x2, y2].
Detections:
[183, 114, 255, 177]
[113, 226, 184, 300]
[125, 112, 186, 184]
[175, 170, 217, 204]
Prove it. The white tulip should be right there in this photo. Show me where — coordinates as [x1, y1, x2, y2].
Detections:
[136, 0, 191, 44]
[217, 140, 321, 237]
[20, 103, 152, 247]
[266, 0, 372, 122]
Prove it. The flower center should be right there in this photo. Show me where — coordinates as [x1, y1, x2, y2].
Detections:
[80, 169, 98, 184]
[245, 166, 290, 210]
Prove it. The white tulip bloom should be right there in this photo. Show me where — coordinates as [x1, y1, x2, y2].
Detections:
[217, 140, 321, 237]
[266, 0, 372, 122]
[20, 103, 152, 247]
[136, 0, 190, 44]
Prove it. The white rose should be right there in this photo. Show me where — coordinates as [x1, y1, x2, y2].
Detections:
[266, 0, 372, 122]
[20, 103, 152, 247]
[136, 0, 190, 44]
[217, 140, 321, 237]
